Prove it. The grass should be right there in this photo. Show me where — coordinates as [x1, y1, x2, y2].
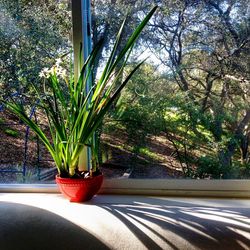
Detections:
[0, 117, 20, 138]
[136, 147, 164, 162]
[4, 128, 19, 138]
[0, 117, 5, 124]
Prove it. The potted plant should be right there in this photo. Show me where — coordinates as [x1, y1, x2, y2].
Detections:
[3, 6, 157, 202]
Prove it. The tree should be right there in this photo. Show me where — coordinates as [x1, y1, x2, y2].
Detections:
[0, 0, 72, 96]
[145, 0, 250, 171]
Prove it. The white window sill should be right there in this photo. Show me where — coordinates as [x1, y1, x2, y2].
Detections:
[1, 193, 250, 249]
[1, 179, 250, 198]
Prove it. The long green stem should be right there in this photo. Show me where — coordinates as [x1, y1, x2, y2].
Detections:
[3, 6, 158, 177]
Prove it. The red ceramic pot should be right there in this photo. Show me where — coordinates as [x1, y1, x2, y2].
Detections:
[56, 174, 103, 202]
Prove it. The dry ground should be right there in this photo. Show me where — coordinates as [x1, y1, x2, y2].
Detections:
[0, 111, 185, 182]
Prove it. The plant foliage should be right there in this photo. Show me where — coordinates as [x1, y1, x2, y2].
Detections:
[2, 6, 158, 177]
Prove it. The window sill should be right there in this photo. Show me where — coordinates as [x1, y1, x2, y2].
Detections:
[1, 193, 250, 249]
[1, 179, 250, 198]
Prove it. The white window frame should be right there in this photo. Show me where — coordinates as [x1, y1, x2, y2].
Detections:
[0, 179, 250, 198]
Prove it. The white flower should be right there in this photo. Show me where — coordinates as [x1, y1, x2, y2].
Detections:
[39, 72, 45, 78]
[43, 67, 49, 73]
[61, 69, 67, 78]
[39, 58, 67, 79]
[55, 58, 62, 67]
[39, 67, 51, 78]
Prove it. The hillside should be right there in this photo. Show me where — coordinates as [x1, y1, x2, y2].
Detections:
[0, 111, 184, 183]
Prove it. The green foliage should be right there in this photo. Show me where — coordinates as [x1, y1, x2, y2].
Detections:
[135, 146, 163, 162]
[196, 155, 241, 179]
[4, 128, 19, 138]
[0, 117, 20, 137]
[3, 6, 158, 177]
[2, 0, 249, 179]
[144, 0, 250, 176]
[0, 117, 5, 124]
[111, 64, 167, 143]
[232, 162, 250, 179]
[0, 0, 72, 95]
[196, 156, 222, 179]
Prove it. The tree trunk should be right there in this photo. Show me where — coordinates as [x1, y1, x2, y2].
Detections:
[240, 134, 249, 164]
[218, 110, 250, 168]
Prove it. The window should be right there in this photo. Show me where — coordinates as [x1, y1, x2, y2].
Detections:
[0, 0, 72, 183]
[1, 0, 250, 195]
[94, 0, 250, 181]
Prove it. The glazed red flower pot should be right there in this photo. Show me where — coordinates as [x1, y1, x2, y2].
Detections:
[56, 174, 103, 202]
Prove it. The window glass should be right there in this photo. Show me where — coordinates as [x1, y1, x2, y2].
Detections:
[94, 0, 250, 180]
[0, 0, 72, 183]
[1, 0, 249, 184]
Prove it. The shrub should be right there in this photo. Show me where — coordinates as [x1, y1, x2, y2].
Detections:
[196, 155, 240, 179]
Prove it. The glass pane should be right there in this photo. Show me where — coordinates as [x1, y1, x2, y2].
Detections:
[92, 0, 250, 179]
[1, 0, 249, 184]
[0, 0, 72, 183]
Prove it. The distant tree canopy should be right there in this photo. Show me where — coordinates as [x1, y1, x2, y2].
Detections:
[144, 0, 250, 169]
[0, 0, 71, 95]
[93, 0, 250, 176]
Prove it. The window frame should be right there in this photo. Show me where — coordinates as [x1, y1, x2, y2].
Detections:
[1, 179, 250, 198]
